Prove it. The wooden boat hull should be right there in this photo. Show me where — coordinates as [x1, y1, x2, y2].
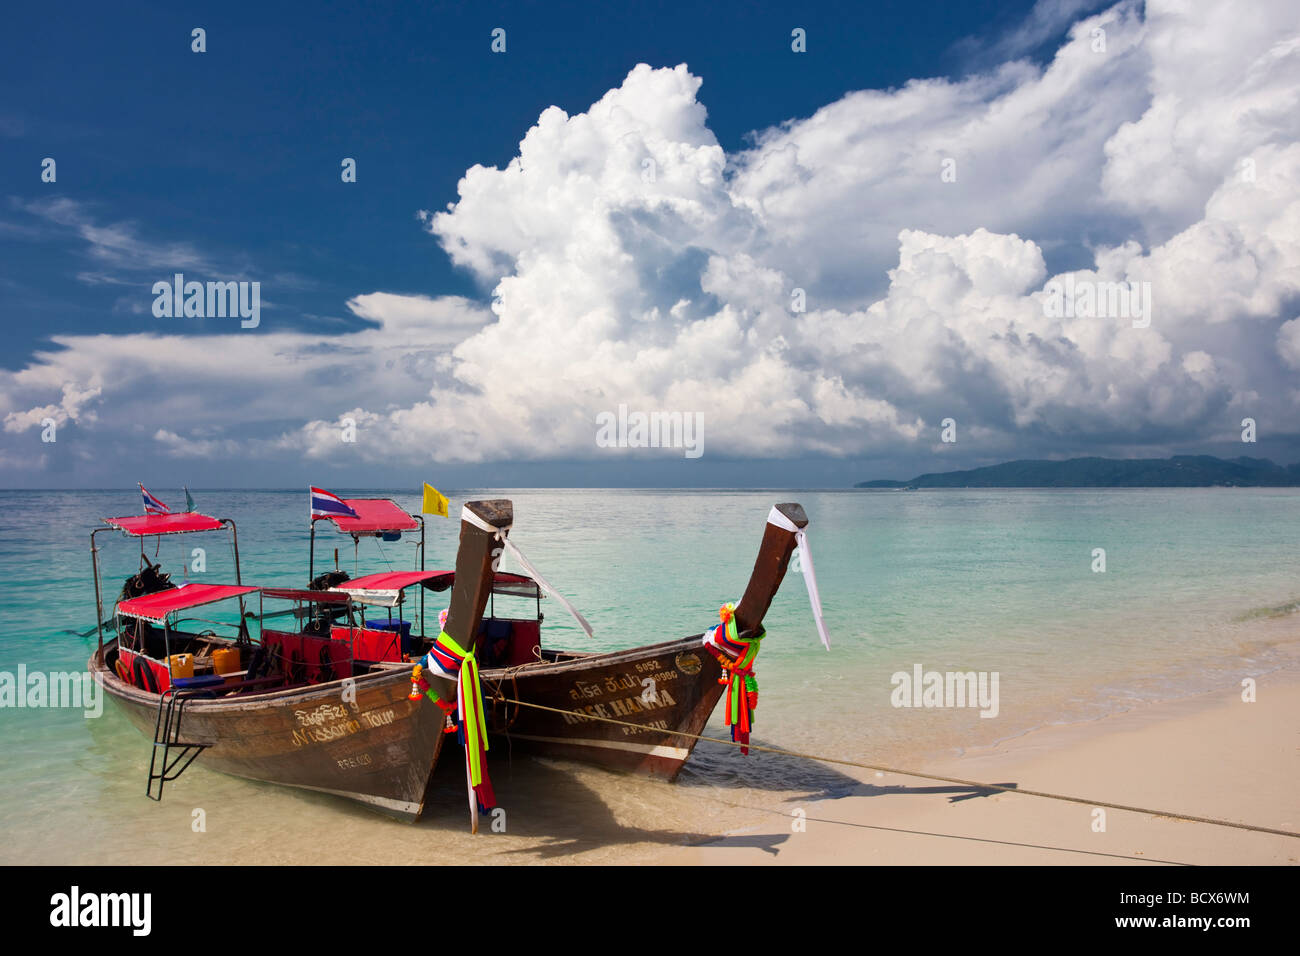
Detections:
[480, 500, 808, 780]
[93, 634, 726, 818]
[89, 641, 445, 821]
[481, 636, 724, 779]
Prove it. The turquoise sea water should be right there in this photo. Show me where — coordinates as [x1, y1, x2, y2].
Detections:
[1, 488, 1297, 863]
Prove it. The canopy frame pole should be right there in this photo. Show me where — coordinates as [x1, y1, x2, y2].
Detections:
[416, 514, 426, 640]
[163, 617, 173, 682]
[223, 518, 242, 586]
[90, 528, 107, 655]
[308, 517, 317, 584]
[222, 518, 245, 620]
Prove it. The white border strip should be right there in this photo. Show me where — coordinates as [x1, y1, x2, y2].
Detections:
[291, 783, 423, 816]
[508, 733, 690, 761]
[460, 504, 512, 535]
[766, 504, 799, 532]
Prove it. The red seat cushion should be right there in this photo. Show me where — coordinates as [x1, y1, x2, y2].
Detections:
[330, 625, 403, 663]
[264, 629, 353, 681]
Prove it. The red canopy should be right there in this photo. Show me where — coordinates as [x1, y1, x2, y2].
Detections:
[335, 570, 444, 592]
[490, 572, 542, 599]
[116, 584, 259, 623]
[314, 498, 419, 534]
[260, 587, 351, 604]
[104, 513, 225, 536]
[334, 570, 539, 602]
[331, 570, 447, 607]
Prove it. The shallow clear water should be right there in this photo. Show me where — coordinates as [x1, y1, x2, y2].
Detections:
[1, 487, 1297, 863]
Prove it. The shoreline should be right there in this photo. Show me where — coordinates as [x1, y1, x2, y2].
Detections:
[653, 658, 1300, 865]
[887, 613, 1300, 768]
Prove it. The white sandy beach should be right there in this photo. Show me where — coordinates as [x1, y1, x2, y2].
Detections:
[656, 661, 1300, 865]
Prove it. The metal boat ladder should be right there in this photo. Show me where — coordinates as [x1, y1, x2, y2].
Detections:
[147, 689, 208, 801]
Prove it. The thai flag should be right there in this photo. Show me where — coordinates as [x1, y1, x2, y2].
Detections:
[310, 486, 359, 520]
[139, 483, 171, 515]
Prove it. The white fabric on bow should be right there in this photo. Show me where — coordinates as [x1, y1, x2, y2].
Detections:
[461, 506, 595, 639]
[766, 506, 831, 650]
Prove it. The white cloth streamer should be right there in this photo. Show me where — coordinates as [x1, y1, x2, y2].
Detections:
[460, 505, 594, 639]
[497, 535, 595, 639]
[766, 506, 831, 650]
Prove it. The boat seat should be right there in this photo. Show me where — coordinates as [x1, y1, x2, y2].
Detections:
[263, 629, 353, 683]
[330, 625, 403, 664]
[477, 618, 540, 668]
[173, 674, 226, 691]
[362, 619, 416, 655]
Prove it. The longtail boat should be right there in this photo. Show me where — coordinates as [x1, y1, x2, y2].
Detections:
[424, 501, 828, 780]
[88, 498, 512, 821]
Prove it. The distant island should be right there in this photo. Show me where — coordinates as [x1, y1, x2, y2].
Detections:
[856, 455, 1300, 489]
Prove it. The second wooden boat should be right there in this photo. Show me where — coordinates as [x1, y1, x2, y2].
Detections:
[416, 501, 822, 781]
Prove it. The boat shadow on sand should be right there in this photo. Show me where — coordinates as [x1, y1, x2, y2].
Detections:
[666, 737, 1024, 858]
[412, 751, 718, 860]
[669, 739, 1186, 864]
[676, 736, 1015, 803]
[415, 737, 1017, 860]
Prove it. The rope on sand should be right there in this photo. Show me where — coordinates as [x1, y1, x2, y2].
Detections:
[487, 693, 1300, 840]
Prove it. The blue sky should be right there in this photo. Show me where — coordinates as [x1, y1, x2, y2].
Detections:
[2, 0, 1298, 487]
[2, 0, 1065, 352]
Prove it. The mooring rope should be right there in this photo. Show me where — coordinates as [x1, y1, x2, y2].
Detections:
[486, 693, 1300, 840]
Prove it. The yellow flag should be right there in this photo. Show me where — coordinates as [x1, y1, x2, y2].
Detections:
[422, 482, 449, 517]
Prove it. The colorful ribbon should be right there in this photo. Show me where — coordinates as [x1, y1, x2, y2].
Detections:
[703, 602, 764, 755]
[410, 630, 496, 816]
[455, 645, 495, 813]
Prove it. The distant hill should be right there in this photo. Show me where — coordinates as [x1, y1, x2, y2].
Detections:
[856, 455, 1300, 489]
